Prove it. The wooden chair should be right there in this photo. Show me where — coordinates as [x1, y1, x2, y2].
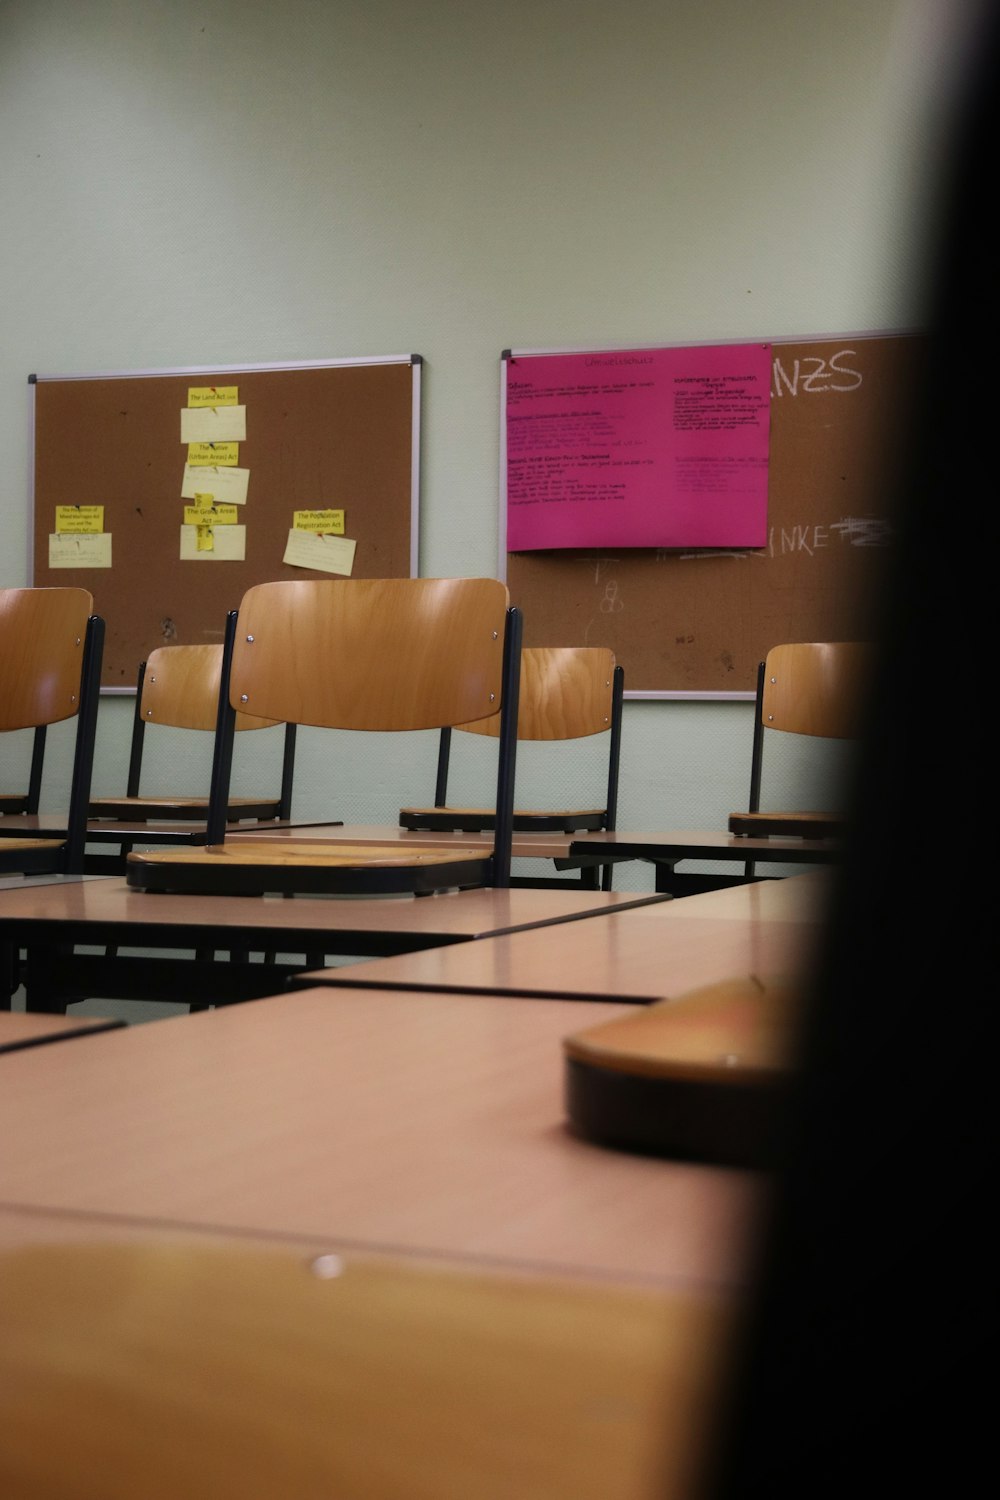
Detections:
[0, 587, 104, 878]
[728, 641, 871, 882]
[400, 646, 623, 890]
[564, 974, 797, 1167]
[125, 577, 521, 897]
[88, 641, 297, 826]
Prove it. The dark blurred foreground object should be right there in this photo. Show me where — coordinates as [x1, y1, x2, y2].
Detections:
[700, 8, 996, 1498]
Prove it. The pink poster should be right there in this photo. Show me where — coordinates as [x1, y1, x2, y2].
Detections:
[505, 343, 772, 550]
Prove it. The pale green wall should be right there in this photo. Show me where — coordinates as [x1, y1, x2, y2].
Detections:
[0, 0, 976, 893]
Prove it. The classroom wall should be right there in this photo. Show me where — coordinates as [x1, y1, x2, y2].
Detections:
[0, 0, 978, 889]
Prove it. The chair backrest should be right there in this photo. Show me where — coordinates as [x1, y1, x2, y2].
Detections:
[0, 588, 94, 732]
[748, 641, 872, 814]
[228, 578, 513, 732]
[139, 644, 281, 733]
[455, 646, 618, 741]
[424, 646, 624, 843]
[123, 637, 295, 815]
[205, 578, 521, 857]
[0, 587, 103, 870]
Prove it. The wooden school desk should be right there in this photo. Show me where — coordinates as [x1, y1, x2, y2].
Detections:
[0, 1216, 733, 1500]
[0, 876, 669, 1012]
[568, 827, 843, 894]
[292, 871, 829, 1004]
[0, 986, 765, 1290]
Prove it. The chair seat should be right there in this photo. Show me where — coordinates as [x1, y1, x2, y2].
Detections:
[126, 840, 495, 897]
[563, 975, 796, 1167]
[400, 806, 607, 834]
[727, 810, 846, 839]
[0, 837, 66, 853]
[89, 795, 282, 823]
[0, 835, 69, 876]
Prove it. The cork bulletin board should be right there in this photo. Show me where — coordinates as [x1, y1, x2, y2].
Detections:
[501, 334, 926, 697]
[30, 355, 421, 689]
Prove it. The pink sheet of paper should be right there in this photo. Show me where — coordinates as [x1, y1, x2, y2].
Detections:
[505, 343, 772, 550]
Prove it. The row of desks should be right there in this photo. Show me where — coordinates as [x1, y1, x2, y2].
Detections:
[6, 811, 841, 892]
[0, 869, 826, 1283]
[0, 857, 831, 1495]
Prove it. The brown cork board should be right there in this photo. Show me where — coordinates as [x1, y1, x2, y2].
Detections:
[31, 357, 420, 688]
[504, 334, 926, 696]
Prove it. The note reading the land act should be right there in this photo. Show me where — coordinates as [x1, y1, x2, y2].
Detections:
[505, 343, 772, 550]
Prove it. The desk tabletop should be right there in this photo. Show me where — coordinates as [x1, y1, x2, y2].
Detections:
[296, 873, 828, 1003]
[569, 828, 843, 863]
[0, 1234, 732, 1500]
[0, 987, 765, 1290]
[0, 876, 667, 943]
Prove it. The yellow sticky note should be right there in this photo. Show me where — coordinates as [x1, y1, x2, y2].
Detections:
[55, 505, 104, 535]
[282, 529, 356, 576]
[187, 386, 239, 408]
[181, 465, 249, 504]
[183, 502, 239, 526]
[48, 533, 113, 569]
[187, 442, 239, 467]
[196, 525, 215, 552]
[181, 406, 246, 444]
[180, 524, 247, 561]
[292, 509, 346, 534]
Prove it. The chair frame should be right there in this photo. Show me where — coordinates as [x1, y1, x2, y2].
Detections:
[0, 726, 47, 817]
[126, 580, 522, 898]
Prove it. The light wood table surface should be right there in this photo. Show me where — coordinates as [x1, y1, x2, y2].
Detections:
[294, 871, 829, 1004]
[0, 986, 766, 1290]
[0, 876, 668, 1011]
[0, 1229, 734, 1500]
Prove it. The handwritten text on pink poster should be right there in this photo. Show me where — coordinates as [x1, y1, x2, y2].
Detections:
[505, 343, 772, 550]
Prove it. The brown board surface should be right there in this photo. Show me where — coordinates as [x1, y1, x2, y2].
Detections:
[31, 357, 420, 688]
[503, 335, 926, 695]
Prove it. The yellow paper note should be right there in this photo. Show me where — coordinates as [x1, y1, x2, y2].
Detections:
[187, 385, 239, 408]
[48, 533, 113, 569]
[196, 525, 214, 552]
[180, 406, 247, 444]
[180, 464, 249, 503]
[282, 529, 356, 576]
[180, 524, 247, 561]
[187, 442, 239, 467]
[292, 509, 346, 534]
[55, 505, 104, 535]
[183, 502, 239, 526]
